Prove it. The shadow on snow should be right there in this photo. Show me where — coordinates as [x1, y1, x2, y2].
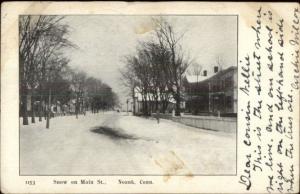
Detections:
[90, 126, 138, 140]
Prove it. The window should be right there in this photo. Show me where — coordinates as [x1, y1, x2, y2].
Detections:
[225, 77, 233, 89]
[226, 96, 232, 110]
[214, 66, 219, 73]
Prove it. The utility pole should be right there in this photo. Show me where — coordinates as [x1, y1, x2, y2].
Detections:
[208, 82, 211, 113]
[46, 87, 51, 129]
[132, 87, 136, 115]
[126, 99, 129, 115]
[76, 91, 79, 119]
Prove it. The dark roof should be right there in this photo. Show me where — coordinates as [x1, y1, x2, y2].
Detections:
[206, 66, 236, 81]
[186, 66, 237, 86]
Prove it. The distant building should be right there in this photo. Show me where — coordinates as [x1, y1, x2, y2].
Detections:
[132, 92, 175, 115]
[184, 66, 237, 116]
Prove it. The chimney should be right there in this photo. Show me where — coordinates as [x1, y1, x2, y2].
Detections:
[203, 70, 207, 76]
[214, 66, 219, 73]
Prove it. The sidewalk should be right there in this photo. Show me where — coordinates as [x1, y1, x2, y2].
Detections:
[151, 113, 237, 133]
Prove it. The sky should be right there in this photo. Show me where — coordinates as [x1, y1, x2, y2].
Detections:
[62, 15, 237, 105]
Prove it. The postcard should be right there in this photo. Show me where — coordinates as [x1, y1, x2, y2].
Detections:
[1, 1, 299, 193]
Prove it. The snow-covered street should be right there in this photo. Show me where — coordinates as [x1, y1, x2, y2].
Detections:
[20, 111, 236, 175]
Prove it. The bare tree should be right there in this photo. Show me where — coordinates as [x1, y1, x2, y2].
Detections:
[85, 76, 118, 113]
[187, 63, 203, 114]
[143, 41, 172, 113]
[119, 56, 140, 114]
[188, 63, 203, 83]
[134, 48, 152, 116]
[152, 17, 192, 116]
[120, 47, 153, 116]
[45, 55, 70, 128]
[70, 71, 87, 119]
[19, 15, 75, 126]
[120, 17, 192, 116]
[19, 16, 44, 125]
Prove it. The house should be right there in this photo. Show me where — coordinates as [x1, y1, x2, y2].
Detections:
[184, 66, 237, 116]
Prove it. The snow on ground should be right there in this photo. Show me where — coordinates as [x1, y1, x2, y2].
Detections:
[20, 111, 236, 175]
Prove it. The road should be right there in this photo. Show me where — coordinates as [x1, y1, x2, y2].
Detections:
[20, 111, 236, 175]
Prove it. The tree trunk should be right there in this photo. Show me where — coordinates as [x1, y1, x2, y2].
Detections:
[31, 92, 35, 123]
[38, 94, 42, 122]
[141, 97, 145, 115]
[162, 100, 168, 113]
[145, 94, 149, 116]
[75, 93, 79, 119]
[21, 88, 29, 125]
[20, 54, 29, 125]
[155, 97, 159, 113]
[142, 93, 148, 116]
[132, 87, 136, 116]
[44, 101, 47, 120]
[82, 98, 85, 116]
[175, 89, 181, 116]
[46, 87, 51, 129]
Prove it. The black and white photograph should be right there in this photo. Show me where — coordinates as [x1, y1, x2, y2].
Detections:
[2, 1, 299, 194]
[19, 15, 238, 176]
